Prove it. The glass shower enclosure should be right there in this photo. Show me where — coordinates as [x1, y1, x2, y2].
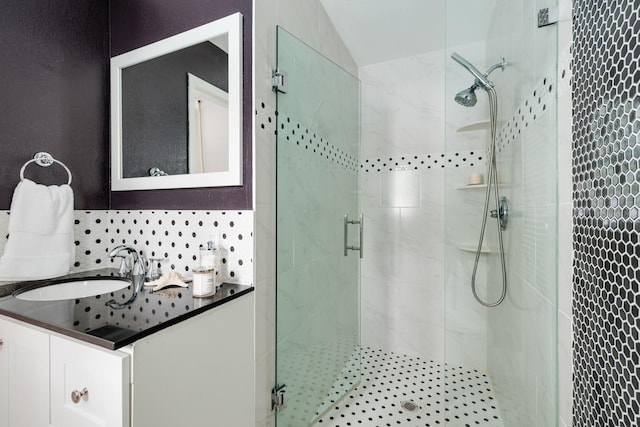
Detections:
[274, 27, 361, 426]
[272, 0, 559, 424]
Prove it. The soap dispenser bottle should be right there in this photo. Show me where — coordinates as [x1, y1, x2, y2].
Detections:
[211, 237, 224, 290]
[199, 241, 215, 269]
[200, 239, 222, 290]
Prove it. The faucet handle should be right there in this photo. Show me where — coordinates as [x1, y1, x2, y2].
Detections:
[112, 254, 131, 276]
[146, 257, 166, 281]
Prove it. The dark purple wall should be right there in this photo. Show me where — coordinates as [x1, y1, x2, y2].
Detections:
[0, 1, 110, 210]
[109, 0, 253, 210]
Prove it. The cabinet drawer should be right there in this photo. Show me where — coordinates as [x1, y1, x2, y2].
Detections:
[50, 336, 130, 427]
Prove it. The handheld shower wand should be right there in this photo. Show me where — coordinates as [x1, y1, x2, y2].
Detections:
[451, 52, 509, 308]
[451, 52, 494, 88]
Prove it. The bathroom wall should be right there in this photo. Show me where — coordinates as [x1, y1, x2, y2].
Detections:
[573, 1, 640, 426]
[478, 1, 573, 426]
[109, 0, 253, 210]
[0, 0, 109, 209]
[441, 47, 496, 374]
[0, 210, 253, 285]
[360, 53, 445, 360]
[0, 0, 256, 284]
[253, 1, 356, 426]
[359, 47, 488, 367]
[0, 0, 252, 212]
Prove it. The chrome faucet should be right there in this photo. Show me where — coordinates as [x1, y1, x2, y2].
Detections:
[106, 245, 147, 309]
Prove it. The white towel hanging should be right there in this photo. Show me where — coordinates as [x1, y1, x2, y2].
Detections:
[0, 152, 75, 281]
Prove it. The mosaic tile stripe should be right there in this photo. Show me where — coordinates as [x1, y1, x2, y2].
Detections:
[361, 150, 484, 172]
[256, 101, 359, 172]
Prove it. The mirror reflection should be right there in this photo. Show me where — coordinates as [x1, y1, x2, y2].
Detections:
[121, 35, 229, 178]
[111, 12, 242, 191]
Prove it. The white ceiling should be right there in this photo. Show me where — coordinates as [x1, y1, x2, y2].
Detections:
[320, 0, 497, 67]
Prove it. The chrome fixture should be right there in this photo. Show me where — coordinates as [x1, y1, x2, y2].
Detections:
[451, 52, 509, 308]
[490, 197, 510, 231]
[400, 400, 421, 412]
[272, 69, 289, 93]
[20, 151, 73, 185]
[452, 53, 507, 108]
[454, 83, 480, 107]
[71, 388, 89, 404]
[106, 245, 146, 309]
[344, 213, 363, 259]
[451, 53, 494, 88]
[149, 167, 168, 177]
[146, 257, 166, 281]
[272, 384, 288, 411]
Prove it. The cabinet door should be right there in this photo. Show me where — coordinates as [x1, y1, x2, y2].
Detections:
[0, 316, 50, 427]
[131, 293, 254, 427]
[50, 336, 130, 427]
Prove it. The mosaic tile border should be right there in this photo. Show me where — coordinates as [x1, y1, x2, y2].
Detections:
[258, 57, 571, 177]
[361, 150, 484, 172]
[256, 101, 359, 172]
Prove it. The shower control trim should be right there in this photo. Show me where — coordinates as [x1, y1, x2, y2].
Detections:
[490, 197, 510, 231]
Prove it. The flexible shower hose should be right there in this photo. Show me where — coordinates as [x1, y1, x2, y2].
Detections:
[470, 86, 507, 307]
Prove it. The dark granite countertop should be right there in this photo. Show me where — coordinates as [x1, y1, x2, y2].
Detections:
[0, 268, 253, 350]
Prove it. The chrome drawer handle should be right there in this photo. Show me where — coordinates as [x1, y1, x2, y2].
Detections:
[71, 388, 89, 404]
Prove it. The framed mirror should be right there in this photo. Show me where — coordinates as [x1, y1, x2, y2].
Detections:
[110, 12, 243, 191]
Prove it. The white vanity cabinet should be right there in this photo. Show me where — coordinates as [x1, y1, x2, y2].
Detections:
[50, 336, 130, 427]
[0, 316, 50, 427]
[0, 291, 254, 427]
[128, 292, 255, 426]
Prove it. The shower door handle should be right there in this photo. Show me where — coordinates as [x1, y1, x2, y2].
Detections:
[344, 213, 363, 259]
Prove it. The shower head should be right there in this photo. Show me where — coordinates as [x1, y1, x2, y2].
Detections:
[455, 84, 479, 107]
[451, 52, 507, 107]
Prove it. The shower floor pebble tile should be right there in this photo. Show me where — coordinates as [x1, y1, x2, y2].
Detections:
[313, 348, 503, 427]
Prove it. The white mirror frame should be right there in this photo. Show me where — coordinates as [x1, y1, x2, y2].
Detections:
[110, 12, 243, 191]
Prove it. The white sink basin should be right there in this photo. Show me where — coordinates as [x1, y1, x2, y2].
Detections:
[15, 279, 130, 301]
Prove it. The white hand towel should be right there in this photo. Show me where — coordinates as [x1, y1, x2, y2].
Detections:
[0, 179, 75, 281]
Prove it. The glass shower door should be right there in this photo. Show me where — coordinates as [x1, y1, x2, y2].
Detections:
[275, 28, 361, 426]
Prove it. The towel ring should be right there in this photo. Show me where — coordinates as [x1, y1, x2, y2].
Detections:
[19, 152, 73, 185]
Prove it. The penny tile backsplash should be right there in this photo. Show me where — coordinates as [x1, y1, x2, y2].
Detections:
[0, 210, 253, 286]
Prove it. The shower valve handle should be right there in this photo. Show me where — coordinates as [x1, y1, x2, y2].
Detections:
[490, 197, 509, 231]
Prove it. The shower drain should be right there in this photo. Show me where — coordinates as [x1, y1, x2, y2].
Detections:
[400, 400, 420, 412]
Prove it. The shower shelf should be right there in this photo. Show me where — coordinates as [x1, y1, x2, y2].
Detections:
[455, 120, 490, 132]
[456, 184, 488, 190]
[455, 183, 508, 190]
[457, 243, 496, 254]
